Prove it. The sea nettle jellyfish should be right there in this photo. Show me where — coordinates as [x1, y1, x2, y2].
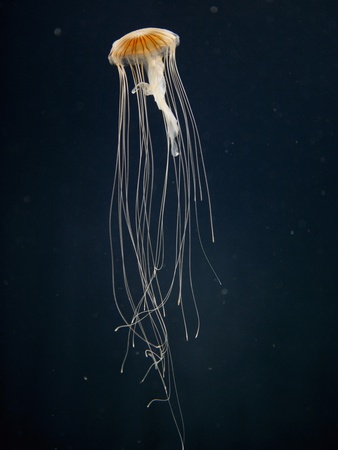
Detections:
[108, 28, 219, 448]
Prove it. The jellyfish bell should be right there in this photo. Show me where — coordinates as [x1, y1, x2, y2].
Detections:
[108, 27, 179, 64]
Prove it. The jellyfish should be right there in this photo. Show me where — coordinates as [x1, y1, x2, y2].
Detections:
[108, 28, 219, 448]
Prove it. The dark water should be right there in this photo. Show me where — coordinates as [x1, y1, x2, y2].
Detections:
[2, 1, 337, 449]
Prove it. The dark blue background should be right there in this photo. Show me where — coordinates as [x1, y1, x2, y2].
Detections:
[2, 1, 337, 449]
